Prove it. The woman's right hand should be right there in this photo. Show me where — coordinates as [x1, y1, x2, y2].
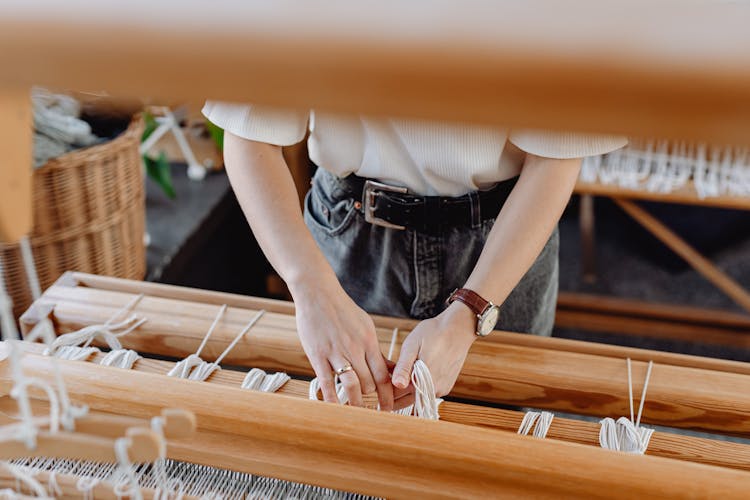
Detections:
[291, 279, 395, 411]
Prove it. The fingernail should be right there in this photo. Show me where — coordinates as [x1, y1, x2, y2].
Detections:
[393, 376, 405, 388]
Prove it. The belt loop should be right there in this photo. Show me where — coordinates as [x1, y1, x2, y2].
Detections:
[468, 191, 481, 228]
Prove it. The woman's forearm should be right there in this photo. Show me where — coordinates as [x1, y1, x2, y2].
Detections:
[464, 153, 581, 304]
[222, 132, 338, 292]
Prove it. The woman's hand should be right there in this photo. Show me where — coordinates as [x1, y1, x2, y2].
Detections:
[291, 279, 395, 411]
[392, 302, 476, 397]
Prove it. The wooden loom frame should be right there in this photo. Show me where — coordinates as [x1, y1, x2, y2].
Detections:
[7, 271, 750, 496]
[2, 345, 750, 499]
[2, 1, 750, 496]
[565, 180, 750, 348]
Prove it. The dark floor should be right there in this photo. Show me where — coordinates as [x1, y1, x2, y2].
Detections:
[146, 167, 750, 362]
[556, 198, 750, 362]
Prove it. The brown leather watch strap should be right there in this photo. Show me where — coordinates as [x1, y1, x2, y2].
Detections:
[448, 288, 489, 315]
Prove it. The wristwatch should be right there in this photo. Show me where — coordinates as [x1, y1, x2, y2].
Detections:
[447, 288, 500, 337]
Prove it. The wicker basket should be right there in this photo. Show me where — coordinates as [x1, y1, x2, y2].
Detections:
[1, 116, 146, 318]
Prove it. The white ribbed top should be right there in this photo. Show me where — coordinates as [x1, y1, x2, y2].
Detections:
[203, 101, 627, 196]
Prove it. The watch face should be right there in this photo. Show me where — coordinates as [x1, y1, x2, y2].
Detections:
[478, 306, 500, 336]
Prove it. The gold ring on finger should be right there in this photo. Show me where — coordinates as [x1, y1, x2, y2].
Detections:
[334, 363, 354, 376]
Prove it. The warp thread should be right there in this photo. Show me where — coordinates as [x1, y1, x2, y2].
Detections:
[581, 140, 750, 199]
[100, 349, 142, 370]
[11, 456, 371, 500]
[0, 462, 51, 499]
[308, 376, 350, 404]
[599, 358, 655, 455]
[308, 358, 442, 420]
[240, 368, 290, 393]
[517, 411, 554, 438]
[112, 436, 143, 500]
[168, 308, 265, 381]
[51, 345, 100, 362]
[45, 294, 147, 363]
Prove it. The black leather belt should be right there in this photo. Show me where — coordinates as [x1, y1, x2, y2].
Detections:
[336, 174, 519, 233]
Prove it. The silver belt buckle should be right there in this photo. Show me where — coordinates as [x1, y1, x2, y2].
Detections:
[363, 180, 408, 230]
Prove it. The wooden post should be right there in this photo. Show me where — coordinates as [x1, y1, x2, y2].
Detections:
[0, 87, 32, 243]
[614, 198, 750, 315]
[579, 194, 597, 283]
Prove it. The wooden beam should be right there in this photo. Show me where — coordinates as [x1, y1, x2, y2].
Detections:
[3, 2, 750, 144]
[554, 309, 750, 350]
[47, 272, 750, 376]
[2, 348, 750, 498]
[0, 86, 32, 243]
[23, 281, 750, 436]
[614, 198, 750, 315]
[19, 343, 750, 473]
[557, 292, 750, 330]
[579, 194, 597, 283]
[575, 180, 750, 211]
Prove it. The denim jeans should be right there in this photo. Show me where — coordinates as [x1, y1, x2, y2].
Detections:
[303, 168, 559, 336]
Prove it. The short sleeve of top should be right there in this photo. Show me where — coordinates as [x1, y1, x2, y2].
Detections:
[202, 101, 309, 146]
[508, 129, 627, 159]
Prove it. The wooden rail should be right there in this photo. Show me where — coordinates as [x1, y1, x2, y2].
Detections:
[2, 1, 750, 146]
[2, 347, 750, 499]
[21, 274, 750, 437]
[10, 342, 750, 473]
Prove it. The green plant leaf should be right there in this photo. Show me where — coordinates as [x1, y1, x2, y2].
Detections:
[143, 151, 176, 199]
[205, 120, 224, 152]
[141, 110, 158, 142]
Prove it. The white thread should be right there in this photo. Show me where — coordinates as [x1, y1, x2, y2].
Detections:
[1, 251, 91, 457]
[167, 354, 204, 379]
[186, 362, 220, 382]
[0, 463, 50, 499]
[76, 476, 100, 500]
[149, 416, 182, 499]
[12, 456, 369, 500]
[1, 340, 63, 449]
[44, 294, 147, 358]
[309, 358, 441, 419]
[411, 360, 439, 420]
[194, 304, 227, 358]
[387, 327, 398, 361]
[168, 309, 265, 381]
[517, 412, 539, 436]
[582, 141, 750, 199]
[47, 470, 62, 498]
[394, 405, 415, 416]
[635, 361, 654, 428]
[599, 358, 655, 454]
[53, 345, 100, 361]
[240, 368, 290, 393]
[213, 310, 265, 366]
[309, 376, 349, 404]
[0, 254, 20, 341]
[113, 437, 143, 500]
[100, 349, 142, 369]
[167, 305, 227, 379]
[518, 411, 554, 438]
[18, 237, 42, 301]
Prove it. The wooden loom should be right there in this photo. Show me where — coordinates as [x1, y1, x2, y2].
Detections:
[2, 0, 750, 497]
[567, 144, 750, 348]
[0, 271, 747, 497]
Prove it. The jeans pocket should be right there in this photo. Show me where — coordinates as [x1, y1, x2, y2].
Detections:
[304, 186, 357, 237]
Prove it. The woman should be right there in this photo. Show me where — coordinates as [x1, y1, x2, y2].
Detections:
[203, 102, 625, 410]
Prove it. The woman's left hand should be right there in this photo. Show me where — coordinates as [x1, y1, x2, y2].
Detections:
[392, 302, 477, 398]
